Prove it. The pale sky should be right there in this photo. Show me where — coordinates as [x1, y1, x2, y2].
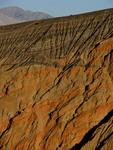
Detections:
[0, 0, 113, 16]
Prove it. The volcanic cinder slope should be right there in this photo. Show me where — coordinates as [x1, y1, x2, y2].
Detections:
[0, 8, 113, 150]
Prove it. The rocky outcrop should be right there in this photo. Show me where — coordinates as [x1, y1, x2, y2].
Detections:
[0, 8, 113, 150]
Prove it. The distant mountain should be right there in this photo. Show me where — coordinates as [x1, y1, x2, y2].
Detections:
[0, 13, 20, 25]
[0, 6, 51, 25]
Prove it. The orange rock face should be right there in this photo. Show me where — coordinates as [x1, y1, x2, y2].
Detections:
[0, 8, 113, 150]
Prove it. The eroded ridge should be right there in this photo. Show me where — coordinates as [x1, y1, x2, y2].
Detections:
[0, 8, 113, 150]
[0, 8, 113, 69]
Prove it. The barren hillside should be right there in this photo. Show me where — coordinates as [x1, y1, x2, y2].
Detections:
[0, 8, 113, 150]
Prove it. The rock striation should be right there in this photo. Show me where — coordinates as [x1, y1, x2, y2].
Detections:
[0, 8, 113, 150]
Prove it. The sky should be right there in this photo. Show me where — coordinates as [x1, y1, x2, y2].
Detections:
[0, 0, 113, 17]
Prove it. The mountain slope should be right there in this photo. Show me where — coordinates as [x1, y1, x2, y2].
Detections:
[0, 6, 51, 21]
[0, 13, 20, 25]
[0, 8, 113, 150]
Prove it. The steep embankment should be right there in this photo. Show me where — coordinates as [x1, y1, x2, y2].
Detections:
[0, 8, 113, 150]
